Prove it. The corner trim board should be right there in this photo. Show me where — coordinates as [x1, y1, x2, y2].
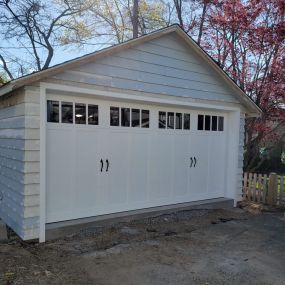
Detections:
[39, 84, 46, 242]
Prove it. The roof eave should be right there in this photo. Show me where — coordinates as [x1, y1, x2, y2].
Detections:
[0, 25, 179, 96]
[0, 83, 14, 97]
[174, 28, 262, 117]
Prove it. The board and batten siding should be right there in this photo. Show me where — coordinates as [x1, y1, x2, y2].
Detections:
[0, 86, 40, 240]
[52, 33, 240, 104]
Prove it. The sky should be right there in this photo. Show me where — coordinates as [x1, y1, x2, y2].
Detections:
[0, 36, 113, 78]
[51, 45, 106, 66]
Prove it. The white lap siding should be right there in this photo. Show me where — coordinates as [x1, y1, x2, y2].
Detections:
[52, 33, 241, 104]
[0, 87, 40, 240]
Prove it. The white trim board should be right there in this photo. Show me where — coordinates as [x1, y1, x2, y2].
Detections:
[39, 83, 46, 242]
[42, 82, 241, 112]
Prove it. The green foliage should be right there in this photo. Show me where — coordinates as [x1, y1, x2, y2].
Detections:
[0, 73, 9, 85]
[281, 152, 285, 165]
[59, 21, 93, 45]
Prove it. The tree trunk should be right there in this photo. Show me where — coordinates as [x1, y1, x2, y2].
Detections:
[173, 0, 183, 27]
[197, 1, 207, 45]
[132, 0, 139, 38]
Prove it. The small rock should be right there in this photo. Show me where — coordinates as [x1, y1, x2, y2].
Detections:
[164, 230, 177, 236]
[219, 218, 234, 223]
[146, 228, 157, 233]
[84, 251, 107, 258]
[106, 247, 121, 254]
[120, 227, 139, 235]
[33, 271, 41, 276]
[106, 243, 130, 255]
[143, 240, 160, 246]
[45, 270, 52, 277]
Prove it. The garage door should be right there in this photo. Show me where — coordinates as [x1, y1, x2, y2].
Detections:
[46, 96, 227, 223]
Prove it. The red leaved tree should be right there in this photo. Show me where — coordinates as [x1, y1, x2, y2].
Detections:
[182, 0, 285, 172]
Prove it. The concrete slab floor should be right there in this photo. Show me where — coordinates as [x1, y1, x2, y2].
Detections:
[0, 208, 284, 285]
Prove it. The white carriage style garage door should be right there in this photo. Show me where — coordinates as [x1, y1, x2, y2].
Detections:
[46, 95, 227, 223]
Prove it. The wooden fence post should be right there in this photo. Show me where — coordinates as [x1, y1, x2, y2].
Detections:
[248, 173, 253, 200]
[262, 174, 268, 204]
[252, 173, 257, 202]
[257, 174, 263, 203]
[280, 176, 284, 207]
[243, 172, 248, 199]
[268, 173, 278, 206]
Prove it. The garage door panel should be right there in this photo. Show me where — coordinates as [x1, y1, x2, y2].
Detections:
[128, 133, 149, 204]
[105, 131, 130, 206]
[189, 134, 209, 197]
[46, 129, 75, 222]
[207, 134, 226, 196]
[149, 134, 173, 201]
[172, 135, 190, 198]
[74, 130, 99, 210]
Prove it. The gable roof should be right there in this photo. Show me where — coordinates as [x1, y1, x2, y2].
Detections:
[0, 24, 261, 116]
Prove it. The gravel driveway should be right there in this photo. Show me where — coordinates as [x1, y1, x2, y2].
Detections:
[0, 208, 285, 285]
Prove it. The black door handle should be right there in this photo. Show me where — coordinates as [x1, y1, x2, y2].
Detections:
[190, 157, 193, 168]
[100, 159, 104, 172]
[194, 157, 197, 167]
[106, 159, 109, 172]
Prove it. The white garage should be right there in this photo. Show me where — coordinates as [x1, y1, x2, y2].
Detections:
[0, 25, 261, 242]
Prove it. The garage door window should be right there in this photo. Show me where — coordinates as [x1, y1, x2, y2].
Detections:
[212, 116, 217, 131]
[159, 111, 166, 128]
[75, 103, 86, 125]
[132, 109, 140, 127]
[111, 107, 149, 128]
[176, 113, 182, 129]
[141, 110, 149, 128]
[121, 108, 130, 127]
[159, 111, 191, 130]
[47, 100, 59, 123]
[198, 115, 204, 130]
[184, 114, 190, 130]
[218, 116, 224, 131]
[198, 114, 224, 131]
[205, 115, 211, 131]
[167, 112, 175, 129]
[110, 107, 120, 126]
[88, 104, 99, 125]
[62, 102, 73, 124]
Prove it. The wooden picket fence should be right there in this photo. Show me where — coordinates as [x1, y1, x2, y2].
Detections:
[243, 172, 285, 208]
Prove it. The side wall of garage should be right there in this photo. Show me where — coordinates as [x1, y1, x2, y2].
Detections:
[22, 86, 41, 240]
[0, 87, 40, 240]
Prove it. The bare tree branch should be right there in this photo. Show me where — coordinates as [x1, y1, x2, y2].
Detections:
[0, 53, 13, 79]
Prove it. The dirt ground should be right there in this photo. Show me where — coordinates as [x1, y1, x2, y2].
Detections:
[1, 208, 285, 285]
